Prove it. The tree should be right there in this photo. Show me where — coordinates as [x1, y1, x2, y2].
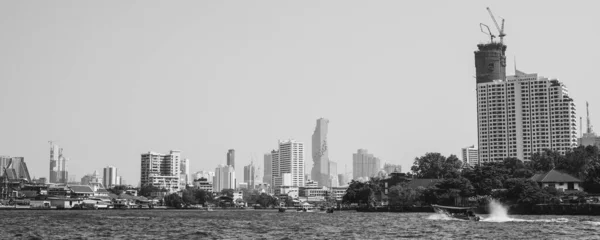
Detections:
[108, 185, 128, 195]
[194, 189, 211, 204]
[220, 189, 234, 197]
[503, 178, 547, 205]
[388, 184, 420, 207]
[411, 153, 462, 179]
[164, 193, 184, 208]
[181, 189, 198, 205]
[138, 185, 160, 197]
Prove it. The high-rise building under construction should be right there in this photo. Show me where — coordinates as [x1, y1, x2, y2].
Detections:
[474, 10, 577, 163]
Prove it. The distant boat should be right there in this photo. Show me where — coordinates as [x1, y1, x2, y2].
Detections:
[431, 204, 480, 221]
[278, 207, 286, 213]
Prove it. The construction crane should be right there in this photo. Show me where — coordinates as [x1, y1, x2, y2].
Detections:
[479, 23, 496, 43]
[486, 7, 506, 44]
[1, 159, 13, 200]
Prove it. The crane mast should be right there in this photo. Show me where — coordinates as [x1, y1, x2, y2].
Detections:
[486, 7, 506, 44]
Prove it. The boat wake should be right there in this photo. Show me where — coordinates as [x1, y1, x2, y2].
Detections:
[427, 213, 454, 220]
[481, 200, 568, 223]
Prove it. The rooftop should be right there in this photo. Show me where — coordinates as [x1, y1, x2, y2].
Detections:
[530, 169, 581, 183]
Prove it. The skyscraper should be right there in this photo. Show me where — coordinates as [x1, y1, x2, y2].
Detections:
[328, 161, 338, 187]
[461, 146, 479, 167]
[352, 149, 381, 180]
[311, 118, 330, 187]
[180, 158, 190, 188]
[227, 149, 235, 169]
[244, 162, 255, 189]
[49, 143, 68, 184]
[273, 140, 305, 188]
[476, 71, 577, 162]
[213, 164, 235, 192]
[270, 149, 280, 187]
[263, 152, 273, 184]
[140, 150, 181, 193]
[103, 166, 118, 188]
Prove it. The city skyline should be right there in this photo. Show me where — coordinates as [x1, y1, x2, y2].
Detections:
[1, 1, 599, 185]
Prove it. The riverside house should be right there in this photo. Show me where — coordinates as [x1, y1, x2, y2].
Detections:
[530, 169, 583, 192]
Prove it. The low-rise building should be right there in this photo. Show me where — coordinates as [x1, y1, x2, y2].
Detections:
[69, 185, 95, 198]
[531, 169, 583, 192]
[193, 177, 213, 192]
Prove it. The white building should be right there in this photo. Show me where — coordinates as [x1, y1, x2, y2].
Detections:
[180, 158, 190, 188]
[193, 177, 213, 192]
[213, 164, 235, 192]
[274, 140, 305, 188]
[477, 71, 578, 163]
[243, 162, 255, 189]
[353, 149, 381, 180]
[103, 166, 118, 188]
[461, 145, 479, 167]
[140, 150, 181, 193]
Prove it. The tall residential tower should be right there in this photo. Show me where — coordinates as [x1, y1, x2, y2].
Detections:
[311, 118, 330, 187]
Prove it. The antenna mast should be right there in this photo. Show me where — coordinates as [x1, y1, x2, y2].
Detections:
[587, 101, 594, 134]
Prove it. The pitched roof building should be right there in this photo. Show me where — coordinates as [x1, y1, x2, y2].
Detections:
[530, 169, 582, 192]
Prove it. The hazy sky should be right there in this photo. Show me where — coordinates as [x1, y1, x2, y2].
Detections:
[1, 1, 599, 185]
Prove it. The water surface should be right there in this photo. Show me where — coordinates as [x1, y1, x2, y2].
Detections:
[1, 209, 599, 239]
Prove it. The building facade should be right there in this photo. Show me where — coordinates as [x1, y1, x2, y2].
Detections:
[383, 163, 402, 174]
[193, 170, 215, 183]
[243, 162, 255, 189]
[311, 118, 330, 187]
[49, 144, 68, 184]
[140, 150, 181, 193]
[461, 146, 479, 167]
[0, 156, 31, 182]
[476, 71, 578, 163]
[263, 152, 273, 185]
[103, 166, 118, 188]
[213, 164, 235, 192]
[81, 170, 102, 186]
[352, 149, 381, 180]
[227, 149, 235, 169]
[276, 140, 305, 188]
[180, 158, 190, 188]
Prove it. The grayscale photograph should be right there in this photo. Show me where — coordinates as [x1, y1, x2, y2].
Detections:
[0, 1, 599, 239]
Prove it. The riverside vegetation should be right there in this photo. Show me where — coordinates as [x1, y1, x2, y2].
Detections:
[343, 146, 600, 210]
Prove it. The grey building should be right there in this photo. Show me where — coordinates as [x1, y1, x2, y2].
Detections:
[311, 118, 330, 187]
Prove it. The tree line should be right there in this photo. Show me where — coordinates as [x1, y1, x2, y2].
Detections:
[343, 145, 600, 207]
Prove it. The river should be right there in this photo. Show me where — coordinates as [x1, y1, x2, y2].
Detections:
[1, 209, 599, 239]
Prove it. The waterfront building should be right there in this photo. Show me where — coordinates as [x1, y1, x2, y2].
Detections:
[193, 177, 213, 192]
[263, 152, 273, 184]
[331, 186, 348, 201]
[227, 149, 235, 169]
[476, 71, 577, 162]
[213, 164, 235, 192]
[461, 146, 479, 167]
[275, 140, 305, 188]
[0, 156, 31, 182]
[352, 149, 381, 180]
[103, 166, 118, 188]
[140, 150, 181, 193]
[531, 169, 583, 192]
[238, 182, 248, 189]
[311, 118, 330, 187]
[49, 143, 69, 184]
[193, 170, 214, 183]
[278, 186, 299, 198]
[270, 150, 280, 187]
[180, 158, 190, 188]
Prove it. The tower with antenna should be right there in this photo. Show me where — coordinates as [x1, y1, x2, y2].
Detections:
[475, 7, 507, 84]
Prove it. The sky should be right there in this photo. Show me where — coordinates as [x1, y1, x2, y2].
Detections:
[0, 1, 599, 185]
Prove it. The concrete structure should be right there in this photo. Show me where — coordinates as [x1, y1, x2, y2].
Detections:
[311, 118, 330, 187]
[352, 149, 381, 180]
[474, 42, 507, 84]
[328, 161, 338, 187]
[193, 177, 213, 192]
[461, 146, 479, 167]
[140, 150, 181, 193]
[0, 156, 31, 182]
[103, 166, 117, 188]
[193, 171, 215, 183]
[270, 150, 280, 187]
[213, 164, 235, 192]
[276, 140, 305, 188]
[263, 152, 273, 184]
[81, 170, 103, 186]
[476, 71, 578, 163]
[180, 158, 190, 188]
[227, 149, 235, 169]
[277, 186, 299, 198]
[49, 144, 69, 184]
[338, 174, 347, 186]
[579, 102, 600, 148]
[244, 162, 255, 189]
[305, 180, 318, 188]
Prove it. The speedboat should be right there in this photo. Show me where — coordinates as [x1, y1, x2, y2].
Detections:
[278, 207, 286, 213]
[431, 204, 480, 221]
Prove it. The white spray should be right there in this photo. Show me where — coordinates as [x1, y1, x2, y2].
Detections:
[482, 199, 512, 222]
